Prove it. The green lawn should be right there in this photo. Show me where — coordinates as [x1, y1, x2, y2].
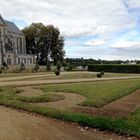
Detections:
[0, 79, 140, 137]
[42, 79, 140, 107]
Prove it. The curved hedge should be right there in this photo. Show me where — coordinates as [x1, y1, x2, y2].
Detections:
[88, 64, 140, 73]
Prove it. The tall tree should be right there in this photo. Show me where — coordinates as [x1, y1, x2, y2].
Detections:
[22, 23, 65, 65]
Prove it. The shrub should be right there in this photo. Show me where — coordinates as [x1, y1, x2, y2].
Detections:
[19, 63, 26, 72]
[55, 70, 60, 76]
[65, 63, 73, 71]
[34, 63, 40, 72]
[56, 61, 61, 71]
[101, 71, 104, 75]
[88, 64, 140, 73]
[2, 62, 9, 71]
[46, 60, 51, 71]
[97, 73, 102, 78]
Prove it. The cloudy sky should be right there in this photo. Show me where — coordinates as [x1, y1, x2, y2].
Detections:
[0, 0, 140, 60]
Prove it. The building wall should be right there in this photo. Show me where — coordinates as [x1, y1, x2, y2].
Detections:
[0, 24, 6, 65]
[0, 22, 35, 66]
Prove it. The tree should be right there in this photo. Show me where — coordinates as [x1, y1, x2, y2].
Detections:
[22, 23, 65, 65]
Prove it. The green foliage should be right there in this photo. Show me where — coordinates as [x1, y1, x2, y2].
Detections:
[56, 61, 61, 71]
[2, 62, 9, 71]
[22, 23, 65, 65]
[55, 70, 60, 76]
[17, 94, 64, 103]
[34, 63, 40, 72]
[46, 60, 51, 71]
[88, 64, 140, 73]
[97, 73, 102, 78]
[19, 63, 26, 72]
[65, 63, 73, 71]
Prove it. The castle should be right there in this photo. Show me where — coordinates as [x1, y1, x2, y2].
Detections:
[0, 15, 35, 65]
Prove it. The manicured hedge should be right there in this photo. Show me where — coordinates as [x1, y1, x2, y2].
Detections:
[88, 64, 140, 73]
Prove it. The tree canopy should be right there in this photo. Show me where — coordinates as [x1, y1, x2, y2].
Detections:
[22, 23, 65, 65]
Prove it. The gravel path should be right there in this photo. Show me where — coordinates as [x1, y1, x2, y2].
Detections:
[0, 106, 128, 140]
[0, 75, 140, 87]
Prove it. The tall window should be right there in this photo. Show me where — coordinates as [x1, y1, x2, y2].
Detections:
[20, 38, 22, 53]
[7, 58, 11, 65]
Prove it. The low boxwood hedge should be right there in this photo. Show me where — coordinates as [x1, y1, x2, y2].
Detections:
[88, 64, 140, 73]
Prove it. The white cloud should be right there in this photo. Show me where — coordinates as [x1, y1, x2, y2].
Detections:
[85, 39, 106, 46]
[111, 40, 140, 48]
[1, 0, 140, 60]
[127, 0, 140, 8]
[0, 0, 136, 37]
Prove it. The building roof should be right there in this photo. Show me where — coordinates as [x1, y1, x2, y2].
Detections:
[5, 20, 24, 35]
[0, 14, 5, 25]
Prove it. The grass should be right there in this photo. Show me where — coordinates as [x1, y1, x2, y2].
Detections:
[17, 93, 65, 103]
[42, 79, 140, 107]
[0, 79, 140, 137]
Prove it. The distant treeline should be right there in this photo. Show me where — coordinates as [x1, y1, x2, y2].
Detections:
[65, 58, 140, 67]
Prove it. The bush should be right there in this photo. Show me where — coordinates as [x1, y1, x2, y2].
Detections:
[101, 71, 104, 75]
[55, 70, 60, 76]
[88, 64, 140, 73]
[65, 63, 73, 71]
[34, 63, 40, 72]
[56, 61, 61, 71]
[46, 60, 51, 71]
[97, 73, 102, 78]
[19, 63, 26, 72]
[2, 62, 9, 71]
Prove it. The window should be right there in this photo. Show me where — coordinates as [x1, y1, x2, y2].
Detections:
[18, 57, 20, 64]
[24, 58, 26, 64]
[7, 58, 11, 65]
[20, 38, 22, 53]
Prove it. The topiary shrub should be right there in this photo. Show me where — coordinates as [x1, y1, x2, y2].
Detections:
[55, 61, 61, 76]
[97, 73, 102, 78]
[55, 70, 60, 76]
[101, 71, 104, 75]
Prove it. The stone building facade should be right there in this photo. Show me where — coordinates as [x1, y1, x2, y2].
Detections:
[0, 15, 35, 65]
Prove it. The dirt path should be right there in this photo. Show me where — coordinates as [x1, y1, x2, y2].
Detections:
[0, 72, 94, 82]
[1, 75, 140, 87]
[18, 86, 44, 97]
[0, 106, 128, 140]
[73, 89, 140, 117]
[33, 92, 86, 110]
